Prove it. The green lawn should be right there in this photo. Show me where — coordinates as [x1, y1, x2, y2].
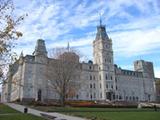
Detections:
[0, 103, 19, 114]
[66, 111, 160, 120]
[32, 106, 160, 120]
[0, 104, 44, 120]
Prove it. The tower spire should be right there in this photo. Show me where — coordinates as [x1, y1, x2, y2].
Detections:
[99, 13, 102, 26]
[20, 51, 23, 57]
[95, 13, 109, 40]
[67, 42, 70, 52]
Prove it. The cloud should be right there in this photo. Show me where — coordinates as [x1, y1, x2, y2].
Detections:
[154, 67, 160, 78]
[112, 27, 160, 57]
[8, 0, 160, 78]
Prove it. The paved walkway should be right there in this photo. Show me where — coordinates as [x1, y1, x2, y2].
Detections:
[5, 103, 86, 120]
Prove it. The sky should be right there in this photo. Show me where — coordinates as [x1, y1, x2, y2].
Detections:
[11, 0, 160, 77]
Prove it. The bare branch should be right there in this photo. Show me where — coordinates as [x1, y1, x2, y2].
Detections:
[46, 47, 81, 106]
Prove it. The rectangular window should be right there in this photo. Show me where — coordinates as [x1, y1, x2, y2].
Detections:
[106, 74, 108, 80]
[106, 84, 108, 88]
[89, 66, 92, 70]
[111, 85, 113, 89]
[93, 83, 96, 89]
[90, 75, 92, 80]
[100, 93, 102, 98]
[90, 94, 92, 99]
[90, 84, 92, 88]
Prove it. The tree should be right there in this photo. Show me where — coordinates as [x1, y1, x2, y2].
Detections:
[0, 0, 24, 80]
[47, 48, 81, 106]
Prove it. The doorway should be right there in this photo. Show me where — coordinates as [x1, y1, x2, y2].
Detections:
[37, 89, 42, 101]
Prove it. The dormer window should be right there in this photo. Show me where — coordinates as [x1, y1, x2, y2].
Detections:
[89, 66, 92, 70]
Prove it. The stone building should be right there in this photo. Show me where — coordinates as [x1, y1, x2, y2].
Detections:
[1, 22, 156, 102]
[155, 78, 160, 102]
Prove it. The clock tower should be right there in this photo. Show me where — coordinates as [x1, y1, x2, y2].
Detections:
[93, 20, 116, 100]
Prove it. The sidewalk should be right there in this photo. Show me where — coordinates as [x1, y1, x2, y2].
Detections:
[5, 103, 86, 120]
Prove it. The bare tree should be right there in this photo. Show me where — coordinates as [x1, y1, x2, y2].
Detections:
[0, 0, 24, 80]
[47, 48, 81, 106]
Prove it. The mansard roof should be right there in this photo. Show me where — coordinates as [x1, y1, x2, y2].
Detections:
[95, 24, 109, 40]
[33, 39, 47, 56]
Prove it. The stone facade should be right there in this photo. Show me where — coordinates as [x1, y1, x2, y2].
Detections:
[1, 23, 156, 102]
[155, 78, 160, 102]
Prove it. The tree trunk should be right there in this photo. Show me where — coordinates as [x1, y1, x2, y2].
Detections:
[60, 93, 65, 107]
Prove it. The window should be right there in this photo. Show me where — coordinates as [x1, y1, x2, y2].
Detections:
[106, 84, 108, 88]
[100, 83, 102, 88]
[90, 75, 92, 80]
[90, 84, 92, 88]
[90, 94, 92, 99]
[126, 96, 128, 100]
[119, 95, 122, 100]
[89, 66, 92, 70]
[113, 95, 115, 100]
[116, 86, 118, 90]
[111, 76, 112, 80]
[93, 83, 96, 89]
[76, 95, 79, 99]
[133, 96, 135, 101]
[106, 74, 108, 80]
[111, 85, 113, 89]
[99, 75, 101, 80]
[129, 96, 132, 100]
[93, 76, 95, 80]
[136, 97, 139, 101]
[100, 93, 102, 98]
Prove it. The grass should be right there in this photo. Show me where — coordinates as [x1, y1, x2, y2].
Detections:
[32, 106, 154, 112]
[0, 103, 20, 114]
[0, 104, 44, 120]
[0, 114, 45, 120]
[32, 106, 160, 120]
[66, 111, 160, 120]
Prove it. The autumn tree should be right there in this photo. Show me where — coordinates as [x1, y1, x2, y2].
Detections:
[0, 0, 24, 80]
[47, 48, 81, 106]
